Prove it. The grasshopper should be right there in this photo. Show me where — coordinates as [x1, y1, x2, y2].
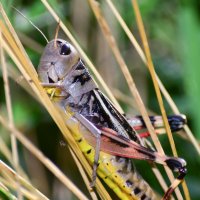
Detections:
[38, 39, 187, 200]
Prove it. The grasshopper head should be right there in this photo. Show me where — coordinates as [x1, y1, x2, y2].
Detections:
[38, 39, 79, 83]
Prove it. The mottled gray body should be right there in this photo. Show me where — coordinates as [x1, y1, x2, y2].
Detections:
[38, 39, 186, 200]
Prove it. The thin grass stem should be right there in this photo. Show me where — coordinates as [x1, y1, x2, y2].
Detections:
[0, 30, 22, 200]
[105, 0, 200, 156]
[0, 115, 89, 200]
[88, 0, 176, 195]
[0, 7, 111, 199]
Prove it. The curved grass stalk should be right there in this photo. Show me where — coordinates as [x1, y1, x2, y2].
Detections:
[88, 0, 174, 191]
[0, 24, 22, 200]
[0, 137, 28, 180]
[0, 182, 17, 200]
[0, 160, 48, 200]
[0, 115, 88, 200]
[0, 5, 111, 200]
[131, 1, 189, 199]
[0, 1, 195, 200]
[105, 0, 199, 156]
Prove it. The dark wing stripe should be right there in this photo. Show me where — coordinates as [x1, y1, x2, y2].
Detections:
[93, 89, 140, 142]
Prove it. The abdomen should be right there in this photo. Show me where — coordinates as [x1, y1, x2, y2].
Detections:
[66, 115, 158, 200]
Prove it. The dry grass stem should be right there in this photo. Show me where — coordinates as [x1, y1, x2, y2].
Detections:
[0, 181, 18, 199]
[69, 148, 99, 200]
[0, 177, 45, 200]
[0, 160, 49, 200]
[0, 137, 28, 180]
[0, 4, 111, 199]
[105, 0, 199, 156]
[0, 137, 12, 163]
[1, 6, 88, 200]
[7, 64, 39, 102]
[113, 88, 138, 109]
[0, 115, 88, 200]
[105, 0, 146, 63]
[88, 0, 178, 195]
[18, 31, 44, 54]
[131, 0, 190, 199]
[0, 30, 22, 199]
[88, 0, 162, 156]
[0, 1, 196, 200]
[132, 0, 177, 158]
[157, 78, 200, 155]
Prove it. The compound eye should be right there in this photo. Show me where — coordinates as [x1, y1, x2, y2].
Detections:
[60, 43, 71, 55]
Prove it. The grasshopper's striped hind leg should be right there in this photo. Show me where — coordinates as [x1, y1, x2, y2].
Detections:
[99, 127, 187, 200]
[75, 113, 102, 187]
[127, 114, 187, 138]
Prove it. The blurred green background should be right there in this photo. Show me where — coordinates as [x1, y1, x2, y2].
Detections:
[0, 0, 200, 199]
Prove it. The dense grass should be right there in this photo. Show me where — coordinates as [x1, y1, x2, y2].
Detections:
[0, 0, 200, 199]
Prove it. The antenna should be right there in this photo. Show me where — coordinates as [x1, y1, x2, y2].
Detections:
[12, 6, 49, 43]
[54, 19, 61, 48]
